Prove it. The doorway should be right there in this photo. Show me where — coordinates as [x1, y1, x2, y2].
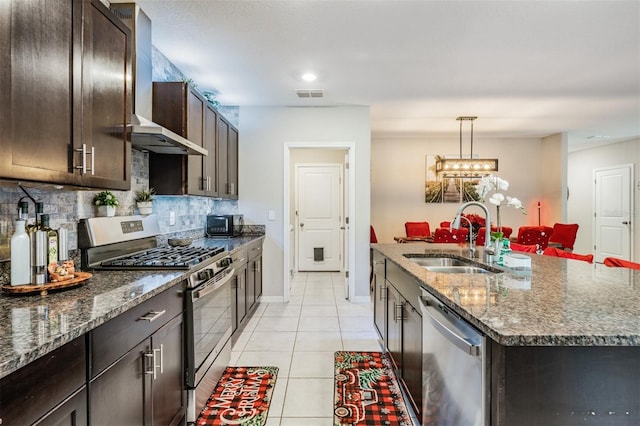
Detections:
[593, 164, 634, 263]
[284, 143, 356, 303]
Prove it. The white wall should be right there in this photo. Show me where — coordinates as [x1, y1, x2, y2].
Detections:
[568, 138, 640, 261]
[371, 136, 546, 243]
[238, 106, 371, 302]
[541, 133, 567, 223]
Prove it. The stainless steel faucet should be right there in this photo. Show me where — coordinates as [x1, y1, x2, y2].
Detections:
[451, 201, 495, 263]
[451, 215, 477, 258]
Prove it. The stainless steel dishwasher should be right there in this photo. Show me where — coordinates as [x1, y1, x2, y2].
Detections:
[419, 288, 487, 426]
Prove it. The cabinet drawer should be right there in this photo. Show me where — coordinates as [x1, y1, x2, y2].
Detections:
[231, 247, 248, 267]
[0, 337, 86, 425]
[90, 284, 183, 378]
[248, 240, 263, 260]
[386, 261, 421, 310]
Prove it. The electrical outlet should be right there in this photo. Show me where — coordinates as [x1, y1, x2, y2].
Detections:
[169, 211, 175, 226]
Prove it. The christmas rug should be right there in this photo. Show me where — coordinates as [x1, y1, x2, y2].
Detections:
[334, 351, 413, 426]
[196, 366, 278, 426]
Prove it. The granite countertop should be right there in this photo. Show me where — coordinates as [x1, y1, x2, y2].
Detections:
[372, 243, 640, 347]
[0, 235, 264, 380]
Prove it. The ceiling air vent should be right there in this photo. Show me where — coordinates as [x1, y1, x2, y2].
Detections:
[296, 89, 324, 98]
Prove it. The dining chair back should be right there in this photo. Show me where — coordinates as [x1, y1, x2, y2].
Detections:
[476, 226, 513, 246]
[543, 247, 593, 263]
[548, 223, 579, 251]
[603, 257, 640, 270]
[370, 225, 378, 243]
[517, 226, 554, 250]
[405, 221, 431, 238]
[433, 227, 469, 243]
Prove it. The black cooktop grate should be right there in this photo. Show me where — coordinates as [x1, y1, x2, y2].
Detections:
[99, 246, 225, 269]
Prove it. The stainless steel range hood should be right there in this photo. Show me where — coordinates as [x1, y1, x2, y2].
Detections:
[110, 3, 207, 156]
[129, 114, 207, 155]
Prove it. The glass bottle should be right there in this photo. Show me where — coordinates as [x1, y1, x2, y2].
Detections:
[40, 214, 58, 267]
[11, 217, 31, 286]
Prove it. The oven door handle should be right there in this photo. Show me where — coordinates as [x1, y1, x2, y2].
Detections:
[193, 268, 235, 300]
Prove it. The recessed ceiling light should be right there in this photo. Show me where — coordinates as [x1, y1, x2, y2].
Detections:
[301, 73, 317, 82]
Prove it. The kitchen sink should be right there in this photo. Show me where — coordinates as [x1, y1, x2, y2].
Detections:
[404, 254, 501, 274]
[422, 266, 493, 274]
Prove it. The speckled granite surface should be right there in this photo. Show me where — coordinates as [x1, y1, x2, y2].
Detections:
[0, 235, 264, 380]
[372, 243, 640, 347]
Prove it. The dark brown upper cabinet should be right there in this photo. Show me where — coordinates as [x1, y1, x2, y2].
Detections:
[0, 0, 132, 190]
[217, 115, 239, 200]
[151, 82, 238, 199]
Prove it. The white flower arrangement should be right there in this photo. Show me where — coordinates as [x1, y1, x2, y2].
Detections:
[475, 175, 527, 214]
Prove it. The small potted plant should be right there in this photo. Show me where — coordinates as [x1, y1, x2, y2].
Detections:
[135, 188, 155, 215]
[94, 191, 119, 217]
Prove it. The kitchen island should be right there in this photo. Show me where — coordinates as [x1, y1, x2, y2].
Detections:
[372, 242, 640, 426]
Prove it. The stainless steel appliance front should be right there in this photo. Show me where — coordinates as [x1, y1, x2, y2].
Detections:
[184, 259, 234, 423]
[419, 288, 487, 425]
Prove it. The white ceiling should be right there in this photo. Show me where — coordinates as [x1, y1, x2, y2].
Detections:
[112, 0, 640, 150]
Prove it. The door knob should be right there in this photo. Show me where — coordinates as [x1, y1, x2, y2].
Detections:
[622, 221, 630, 225]
[300, 223, 304, 228]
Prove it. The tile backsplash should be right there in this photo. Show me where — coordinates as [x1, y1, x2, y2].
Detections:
[0, 149, 240, 262]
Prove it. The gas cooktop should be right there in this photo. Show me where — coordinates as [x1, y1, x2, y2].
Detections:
[99, 245, 225, 269]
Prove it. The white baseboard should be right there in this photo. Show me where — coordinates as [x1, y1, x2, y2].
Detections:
[258, 296, 285, 303]
[350, 295, 372, 304]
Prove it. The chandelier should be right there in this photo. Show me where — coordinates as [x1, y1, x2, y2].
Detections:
[435, 116, 499, 177]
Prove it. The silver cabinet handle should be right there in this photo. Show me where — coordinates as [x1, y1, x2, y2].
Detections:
[74, 144, 94, 175]
[230, 183, 235, 195]
[207, 176, 211, 191]
[144, 352, 154, 377]
[138, 310, 166, 322]
[379, 283, 387, 301]
[394, 302, 403, 322]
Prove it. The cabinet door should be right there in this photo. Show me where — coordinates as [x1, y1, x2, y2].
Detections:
[254, 256, 263, 299]
[372, 255, 386, 341]
[236, 263, 247, 328]
[1, 0, 80, 185]
[80, 0, 131, 190]
[217, 116, 229, 198]
[186, 90, 205, 195]
[151, 315, 185, 426]
[227, 126, 239, 199]
[247, 257, 257, 311]
[202, 104, 218, 196]
[402, 300, 422, 415]
[386, 282, 403, 371]
[89, 339, 149, 426]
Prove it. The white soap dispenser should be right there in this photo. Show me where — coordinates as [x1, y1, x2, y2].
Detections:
[11, 218, 31, 286]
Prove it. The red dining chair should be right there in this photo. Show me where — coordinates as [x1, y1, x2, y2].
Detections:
[405, 221, 431, 238]
[370, 225, 378, 243]
[510, 242, 538, 253]
[548, 223, 579, 251]
[603, 257, 640, 270]
[476, 226, 513, 246]
[440, 221, 451, 228]
[433, 227, 469, 243]
[543, 247, 593, 263]
[517, 226, 554, 250]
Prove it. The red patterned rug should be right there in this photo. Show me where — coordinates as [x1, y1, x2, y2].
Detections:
[196, 366, 278, 426]
[334, 351, 413, 426]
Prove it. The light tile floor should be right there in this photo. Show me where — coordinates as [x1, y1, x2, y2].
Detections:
[229, 271, 382, 426]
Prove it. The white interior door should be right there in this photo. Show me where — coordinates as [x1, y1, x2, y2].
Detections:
[296, 164, 342, 271]
[594, 164, 633, 263]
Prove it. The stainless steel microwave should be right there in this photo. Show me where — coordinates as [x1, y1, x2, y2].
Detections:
[206, 214, 243, 237]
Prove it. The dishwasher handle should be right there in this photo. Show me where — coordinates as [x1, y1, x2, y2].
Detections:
[420, 296, 482, 357]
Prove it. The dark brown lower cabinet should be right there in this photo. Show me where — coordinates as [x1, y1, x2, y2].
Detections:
[0, 337, 87, 425]
[89, 314, 184, 426]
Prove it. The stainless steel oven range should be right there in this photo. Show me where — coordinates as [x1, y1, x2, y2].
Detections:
[79, 214, 234, 423]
